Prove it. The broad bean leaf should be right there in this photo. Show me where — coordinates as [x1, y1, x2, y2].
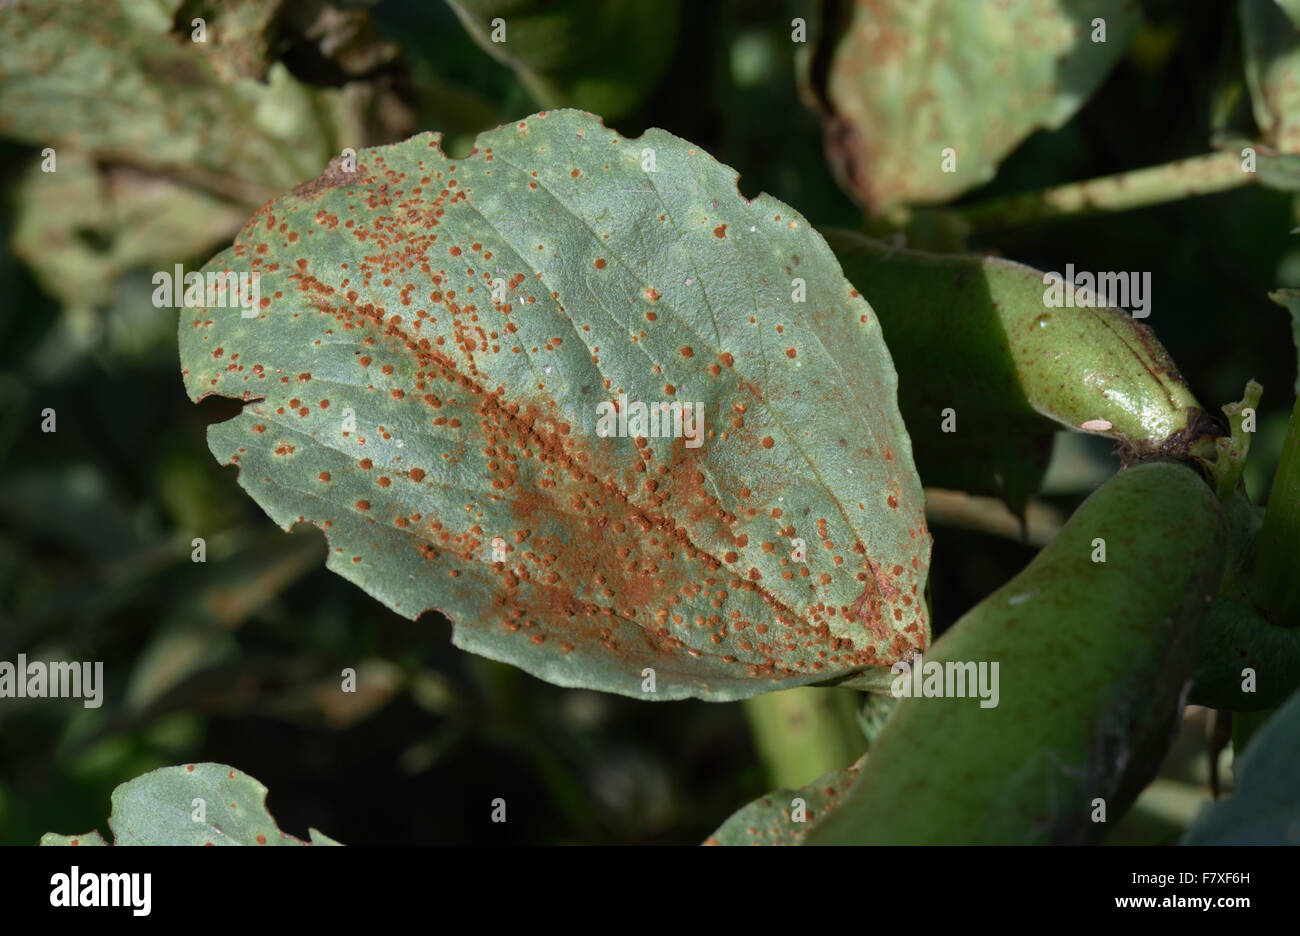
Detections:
[1183, 688, 1300, 844]
[41, 763, 341, 846]
[705, 753, 866, 846]
[0, 0, 406, 206]
[1242, 0, 1300, 154]
[179, 110, 931, 701]
[811, 0, 1138, 212]
[12, 151, 247, 313]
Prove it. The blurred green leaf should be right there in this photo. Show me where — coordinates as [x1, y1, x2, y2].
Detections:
[1183, 688, 1300, 844]
[124, 625, 239, 713]
[809, 0, 1138, 212]
[1242, 0, 1300, 154]
[179, 110, 930, 701]
[0, 0, 406, 205]
[0, 465, 143, 558]
[41, 763, 341, 845]
[443, 0, 681, 119]
[12, 151, 246, 315]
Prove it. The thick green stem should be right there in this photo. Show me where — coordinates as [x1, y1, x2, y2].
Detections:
[956, 151, 1252, 234]
[1251, 395, 1300, 626]
[743, 688, 866, 789]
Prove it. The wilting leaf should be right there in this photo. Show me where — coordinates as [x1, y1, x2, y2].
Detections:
[825, 230, 1209, 515]
[1184, 688, 1300, 844]
[705, 753, 866, 846]
[179, 109, 930, 701]
[0, 0, 409, 205]
[444, 0, 681, 119]
[1242, 0, 1300, 154]
[809, 0, 1138, 212]
[40, 763, 340, 846]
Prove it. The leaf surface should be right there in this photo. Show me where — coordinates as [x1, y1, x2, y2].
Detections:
[705, 753, 866, 846]
[1242, 0, 1300, 154]
[179, 110, 930, 701]
[41, 763, 340, 846]
[1183, 688, 1300, 844]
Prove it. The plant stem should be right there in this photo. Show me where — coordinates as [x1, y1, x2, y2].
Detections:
[955, 151, 1252, 234]
[1205, 381, 1263, 503]
[742, 687, 866, 789]
[1251, 394, 1300, 627]
[924, 488, 1065, 547]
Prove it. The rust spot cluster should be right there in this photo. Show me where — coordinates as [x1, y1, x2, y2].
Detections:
[183, 118, 930, 687]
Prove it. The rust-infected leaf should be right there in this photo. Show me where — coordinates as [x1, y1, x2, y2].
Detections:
[706, 753, 867, 845]
[179, 110, 930, 701]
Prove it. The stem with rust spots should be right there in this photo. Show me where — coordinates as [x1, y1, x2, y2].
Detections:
[743, 687, 866, 789]
[954, 151, 1253, 234]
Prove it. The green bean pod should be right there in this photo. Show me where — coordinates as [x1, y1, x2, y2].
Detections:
[826, 229, 1211, 448]
[804, 461, 1226, 844]
[824, 229, 1219, 512]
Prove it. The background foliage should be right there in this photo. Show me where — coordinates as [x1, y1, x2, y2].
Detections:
[2, 0, 1297, 844]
